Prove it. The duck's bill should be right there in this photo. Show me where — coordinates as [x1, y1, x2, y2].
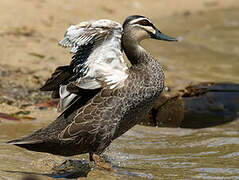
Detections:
[152, 29, 178, 41]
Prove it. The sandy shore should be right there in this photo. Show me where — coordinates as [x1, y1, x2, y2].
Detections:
[0, 0, 238, 112]
[1, 0, 238, 68]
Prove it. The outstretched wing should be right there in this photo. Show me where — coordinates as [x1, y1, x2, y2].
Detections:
[40, 19, 129, 112]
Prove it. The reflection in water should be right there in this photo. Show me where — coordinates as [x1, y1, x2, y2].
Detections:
[22, 176, 41, 180]
[1, 7, 239, 180]
[4, 159, 91, 179]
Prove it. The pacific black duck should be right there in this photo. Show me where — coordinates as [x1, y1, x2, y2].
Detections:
[7, 15, 177, 170]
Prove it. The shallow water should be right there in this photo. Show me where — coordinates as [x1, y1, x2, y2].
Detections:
[1, 7, 239, 180]
[1, 120, 239, 179]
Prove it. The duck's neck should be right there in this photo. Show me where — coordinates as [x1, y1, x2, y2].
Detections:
[122, 30, 146, 65]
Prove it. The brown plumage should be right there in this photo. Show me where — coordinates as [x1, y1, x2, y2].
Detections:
[7, 15, 177, 166]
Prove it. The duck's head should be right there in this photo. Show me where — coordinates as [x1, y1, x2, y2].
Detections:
[123, 15, 178, 42]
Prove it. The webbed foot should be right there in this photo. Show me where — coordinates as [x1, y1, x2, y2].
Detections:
[91, 153, 117, 172]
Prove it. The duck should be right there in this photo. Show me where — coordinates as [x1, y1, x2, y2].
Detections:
[7, 15, 177, 170]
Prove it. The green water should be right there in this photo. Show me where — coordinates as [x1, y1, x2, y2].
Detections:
[1, 7, 239, 180]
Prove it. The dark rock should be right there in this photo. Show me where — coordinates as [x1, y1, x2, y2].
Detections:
[141, 82, 239, 129]
[181, 82, 239, 128]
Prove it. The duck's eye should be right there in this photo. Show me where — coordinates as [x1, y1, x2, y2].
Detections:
[138, 20, 151, 26]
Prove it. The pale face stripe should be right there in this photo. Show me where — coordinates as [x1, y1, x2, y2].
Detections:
[142, 26, 156, 34]
[129, 17, 152, 25]
[132, 24, 156, 34]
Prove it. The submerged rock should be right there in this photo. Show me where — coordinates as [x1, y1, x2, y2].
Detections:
[140, 82, 239, 128]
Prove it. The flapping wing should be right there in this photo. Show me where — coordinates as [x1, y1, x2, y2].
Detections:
[41, 19, 129, 112]
[59, 20, 112, 53]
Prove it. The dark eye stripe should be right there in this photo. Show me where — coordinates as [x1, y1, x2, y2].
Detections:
[137, 20, 152, 26]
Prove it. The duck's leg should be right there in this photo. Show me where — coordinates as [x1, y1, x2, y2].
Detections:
[90, 153, 116, 172]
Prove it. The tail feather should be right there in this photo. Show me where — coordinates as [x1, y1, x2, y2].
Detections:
[6, 137, 73, 156]
[6, 136, 64, 156]
[6, 137, 47, 154]
[7, 138, 43, 145]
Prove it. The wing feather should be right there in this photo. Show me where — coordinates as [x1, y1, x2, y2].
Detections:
[41, 19, 129, 112]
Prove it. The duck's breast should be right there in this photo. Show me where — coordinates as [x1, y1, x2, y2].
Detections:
[111, 63, 165, 139]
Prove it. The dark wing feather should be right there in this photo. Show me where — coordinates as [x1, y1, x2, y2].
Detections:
[40, 41, 95, 92]
[40, 66, 72, 91]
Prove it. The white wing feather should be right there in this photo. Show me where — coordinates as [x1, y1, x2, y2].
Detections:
[57, 19, 129, 112]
